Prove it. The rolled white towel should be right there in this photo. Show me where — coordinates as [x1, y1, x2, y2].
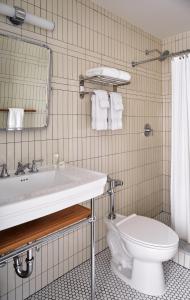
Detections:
[118, 70, 131, 81]
[86, 67, 119, 79]
[86, 67, 131, 82]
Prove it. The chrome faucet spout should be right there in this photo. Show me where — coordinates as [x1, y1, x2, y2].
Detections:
[15, 162, 30, 175]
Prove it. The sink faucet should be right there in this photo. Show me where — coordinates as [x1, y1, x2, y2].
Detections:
[0, 163, 10, 178]
[15, 162, 30, 175]
[29, 159, 43, 173]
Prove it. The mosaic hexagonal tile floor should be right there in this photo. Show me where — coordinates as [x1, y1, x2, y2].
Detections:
[27, 248, 190, 300]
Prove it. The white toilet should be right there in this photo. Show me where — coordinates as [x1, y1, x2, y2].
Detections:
[106, 214, 179, 296]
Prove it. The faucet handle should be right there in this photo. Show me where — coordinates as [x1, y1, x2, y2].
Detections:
[15, 162, 30, 175]
[30, 159, 43, 173]
[0, 163, 10, 178]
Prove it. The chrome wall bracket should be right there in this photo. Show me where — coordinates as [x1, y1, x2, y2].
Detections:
[9, 6, 26, 25]
[88, 216, 96, 223]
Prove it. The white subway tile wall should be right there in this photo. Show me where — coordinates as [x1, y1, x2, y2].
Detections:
[0, 0, 163, 299]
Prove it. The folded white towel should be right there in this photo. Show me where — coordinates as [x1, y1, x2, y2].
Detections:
[91, 90, 109, 130]
[86, 67, 119, 78]
[108, 92, 123, 130]
[7, 108, 24, 130]
[86, 67, 131, 82]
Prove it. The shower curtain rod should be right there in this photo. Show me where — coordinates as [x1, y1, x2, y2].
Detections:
[132, 49, 190, 67]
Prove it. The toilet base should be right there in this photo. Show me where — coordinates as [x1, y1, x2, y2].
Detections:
[111, 259, 166, 296]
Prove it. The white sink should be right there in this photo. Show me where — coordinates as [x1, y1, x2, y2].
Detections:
[0, 166, 107, 231]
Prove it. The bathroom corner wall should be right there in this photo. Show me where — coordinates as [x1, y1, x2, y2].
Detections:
[0, 0, 163, 299]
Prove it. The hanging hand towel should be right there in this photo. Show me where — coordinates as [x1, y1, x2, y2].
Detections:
[91, 90, 109, 130]
[7, 108, 24, 130]
[108, 92, 124, 130]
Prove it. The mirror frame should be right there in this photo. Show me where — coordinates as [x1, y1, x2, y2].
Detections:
[0, 33, 52, 130]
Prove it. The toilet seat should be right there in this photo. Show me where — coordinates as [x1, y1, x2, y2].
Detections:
[116, 214, 179, 249]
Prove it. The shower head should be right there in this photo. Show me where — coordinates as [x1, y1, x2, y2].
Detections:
[159, 50, 170, 61]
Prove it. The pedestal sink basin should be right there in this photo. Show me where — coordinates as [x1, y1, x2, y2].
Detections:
[0, 166, 107, 231]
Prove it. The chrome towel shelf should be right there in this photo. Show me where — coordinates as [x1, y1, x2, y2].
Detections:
[79, 74, 130, 99]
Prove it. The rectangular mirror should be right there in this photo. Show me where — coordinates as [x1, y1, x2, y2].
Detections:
[0, 34, 51, 130]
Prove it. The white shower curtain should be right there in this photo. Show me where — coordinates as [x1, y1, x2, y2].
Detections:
[171, 54, 190, 243]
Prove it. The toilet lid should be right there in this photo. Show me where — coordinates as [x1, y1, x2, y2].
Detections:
[116, 215, 179, 248]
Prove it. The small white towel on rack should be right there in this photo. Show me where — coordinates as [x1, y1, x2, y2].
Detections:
[108, 92, 123, 130]
[91, 90, 109, 130]
[7, 108, 24, 130]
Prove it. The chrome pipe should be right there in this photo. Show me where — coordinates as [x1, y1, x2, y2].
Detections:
[91, 198, 96, 300]
[108, 191, 116, 220]
[107, 176, 123, 220]
[132, 55, 161, 67]
[132, 49, 190, 67]
[145, 49, 162, 55]
[13, 249, 33, 278]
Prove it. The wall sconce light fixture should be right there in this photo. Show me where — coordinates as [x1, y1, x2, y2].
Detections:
[0, 3, 54, 31]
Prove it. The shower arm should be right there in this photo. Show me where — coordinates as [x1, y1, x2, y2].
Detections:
[145, 49, 162, 55]
[132, 55, 162, 67]
[132, 49, 190, 68]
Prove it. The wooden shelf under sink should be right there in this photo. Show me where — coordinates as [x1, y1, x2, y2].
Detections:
[0, 204, 91, 256]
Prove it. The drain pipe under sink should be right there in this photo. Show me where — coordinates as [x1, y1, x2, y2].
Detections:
[13, 248, 34, 278]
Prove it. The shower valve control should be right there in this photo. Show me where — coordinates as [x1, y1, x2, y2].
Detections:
[144, 124, 153, 137]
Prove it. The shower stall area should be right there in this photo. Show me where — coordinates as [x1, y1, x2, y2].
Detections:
[133, 36, 190, 269]
[162, 35, 190, 268]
